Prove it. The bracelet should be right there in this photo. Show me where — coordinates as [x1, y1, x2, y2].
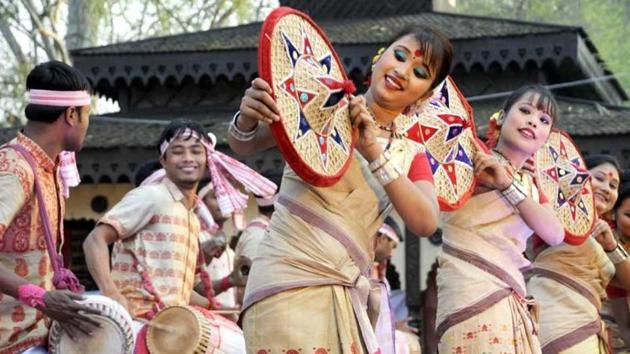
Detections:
[17, 284, 46, 309]
[219, 275, 233, 292]
[607, 244, 629, 264]
[501, 181, 526, 206]
[368, 150, 392, 172]
[228, 112, 259, 141]
[373, 160, 401, 186]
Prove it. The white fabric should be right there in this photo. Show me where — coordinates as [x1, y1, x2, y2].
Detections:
[21, 346, 49, 354]
[208, 248, 237, 308]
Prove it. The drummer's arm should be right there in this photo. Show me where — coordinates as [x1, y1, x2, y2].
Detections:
[0, 264, 30, 298]
[194, 275, 236, 296]
[227, 78, 279, 155]
[83, 224, 122, 298]
[189, 290, 210, 308]
[0, 174, 31, 296]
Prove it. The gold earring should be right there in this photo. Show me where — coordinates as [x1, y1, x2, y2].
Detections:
[371, 47, 386, 65]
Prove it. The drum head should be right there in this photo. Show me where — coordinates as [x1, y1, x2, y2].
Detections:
[51, 317, 129, 354]
[259, 7, 356, 186]
[406, 76, 480, 211]
[535, 129, 596, 244]
[48, 295, 134, 354]
[147, 306, 208, 354]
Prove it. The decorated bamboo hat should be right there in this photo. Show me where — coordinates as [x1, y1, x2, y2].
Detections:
[535, 129, 596, 244]
[259, 7, 356, 187]
[405, 76, 481, 211]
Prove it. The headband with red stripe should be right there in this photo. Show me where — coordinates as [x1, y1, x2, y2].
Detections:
[27, 89, 91, 107]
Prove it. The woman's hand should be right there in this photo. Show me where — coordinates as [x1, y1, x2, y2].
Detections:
[521, 156, 536, 177]
[591, 219, 617, 251]
[349, 95, 382, 161]
[473, 146, 513, 191]
[238, 78, 281, 126]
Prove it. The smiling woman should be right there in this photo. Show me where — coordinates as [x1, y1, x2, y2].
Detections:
[229, 9, 451, 352]
[435, 85, 563, 354]
[527, 154, 630, 353]
[603, 184, 630, 352]
[586, 155, 622, 217]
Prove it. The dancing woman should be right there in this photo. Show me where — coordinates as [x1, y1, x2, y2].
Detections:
[229, 25, 451, 353]
[436, 85, 564, 354]
[529, 155, 630, 353]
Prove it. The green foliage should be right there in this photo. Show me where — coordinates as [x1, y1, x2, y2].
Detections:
[0, 0, 276, 125]
[453, 0, 630, 97]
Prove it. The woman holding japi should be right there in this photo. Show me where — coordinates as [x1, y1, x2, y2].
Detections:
[529, 155, 630, 353]
[228, 26, 450, 353]
[603, 184, 630, 353]
[436, 85, 564, 354]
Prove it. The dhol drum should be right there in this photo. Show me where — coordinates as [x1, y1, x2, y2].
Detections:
[48, 294, 135, 354]
[146, 305, 245, 354]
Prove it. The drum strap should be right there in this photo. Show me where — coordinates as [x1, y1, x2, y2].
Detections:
[128, 252, 165, 319]
[3, 144, 84, 293]
[196, 243, 220, 309]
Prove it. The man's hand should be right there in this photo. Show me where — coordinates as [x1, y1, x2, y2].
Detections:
[103, 289, 132, 314]
[230, 256, 251, 287]
[41, 291, 102, 341]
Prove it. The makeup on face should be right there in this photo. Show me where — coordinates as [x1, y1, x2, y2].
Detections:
[616, 198, 630, 239]
[499, 94, 553, 157]
[590, 163, 620, 215]
[369, 35, 435, 111]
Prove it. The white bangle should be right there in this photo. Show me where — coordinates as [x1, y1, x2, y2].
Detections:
[228, 112, 258, 141]
[373, 160, 401, 186]
[501, 182, 526, 206]
[368, 150, 392, 172]
[607, 244, 629, 264]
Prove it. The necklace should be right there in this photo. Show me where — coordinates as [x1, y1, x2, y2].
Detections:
[367, 106, 396, 133]
[492, 148, 519, 172]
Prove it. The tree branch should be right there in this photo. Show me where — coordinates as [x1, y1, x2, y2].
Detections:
[0, 13, 28, 64]
[20, 0, 58, 60]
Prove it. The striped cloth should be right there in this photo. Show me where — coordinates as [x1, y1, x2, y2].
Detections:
[58, 151, 80, 198]
[142, 130, 277, 231]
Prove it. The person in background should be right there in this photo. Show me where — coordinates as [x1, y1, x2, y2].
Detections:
[529, 154, 630, 353]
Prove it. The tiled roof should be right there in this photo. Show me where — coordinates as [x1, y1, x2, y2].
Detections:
[72, 12, 574, 56]
[474, 97, 630, 137]
[0, 110, 233, 149]
[2, 98, 627, 151]
[280, 0, 431, 19]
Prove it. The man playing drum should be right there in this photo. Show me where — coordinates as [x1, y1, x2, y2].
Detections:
[83, 120, 275, 352]
[84, 121, 250, 317]
[0, 61, 101, 354]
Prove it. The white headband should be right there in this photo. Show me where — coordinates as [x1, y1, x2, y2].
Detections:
[378, 224, 400, 244]
[256, 194, 278, 207]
